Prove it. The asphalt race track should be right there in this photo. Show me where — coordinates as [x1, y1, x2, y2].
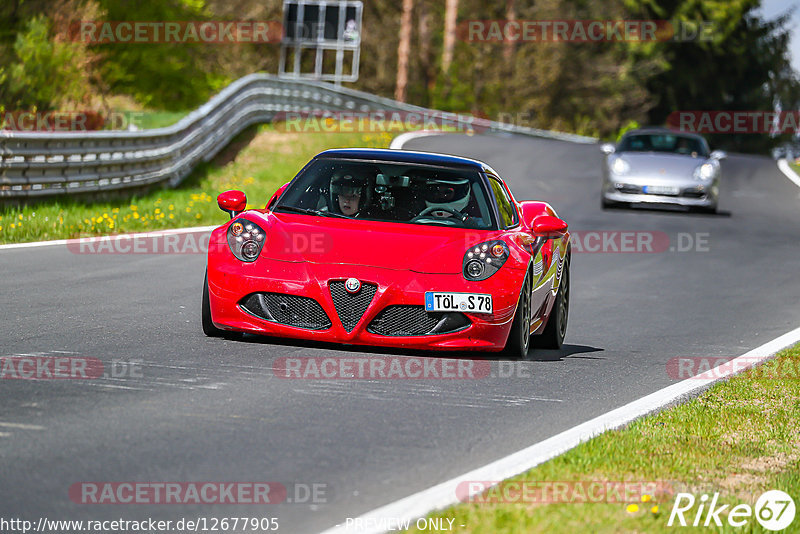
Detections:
[2, 132, 800, 533]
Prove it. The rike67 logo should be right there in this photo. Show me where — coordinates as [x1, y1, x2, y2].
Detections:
[668, 490, 795, 531]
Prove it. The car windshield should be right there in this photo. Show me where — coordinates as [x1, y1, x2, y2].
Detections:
[275, 158, 496, 229]
[618, 134, 708, 157]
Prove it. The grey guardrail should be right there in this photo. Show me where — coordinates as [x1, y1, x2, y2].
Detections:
[0, 73, 596, 199]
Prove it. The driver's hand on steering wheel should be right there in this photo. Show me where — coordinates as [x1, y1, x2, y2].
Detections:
[430, 209, 456, 218]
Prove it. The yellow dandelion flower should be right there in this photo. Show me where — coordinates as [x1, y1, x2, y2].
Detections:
[185, 207, 191, 213]
[626, 504, 639, 514]
[11, 224, 15, 229]
[133, 212, 140, 219]
[651, 505, 659, 514]
[155, 208, 161, 214]
[168, 204, 174, 210]
[130, 205, 137, 211]
[642, 495, 651, 503]
[18, 214, 23, 220]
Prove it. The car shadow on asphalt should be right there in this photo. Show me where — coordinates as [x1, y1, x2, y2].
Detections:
[221, 335, 604, 365]
[524, 344, 604, 362]
[604, 204, 732, 218]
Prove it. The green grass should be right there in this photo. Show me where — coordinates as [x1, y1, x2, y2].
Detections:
[0, 124, 393, 243]
[126, 110, 189, 130]
[408, 346, 800, 533]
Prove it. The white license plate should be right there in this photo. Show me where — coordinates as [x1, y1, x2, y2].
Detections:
[643, 185, 679, 195]
[425, 292, 493, 314]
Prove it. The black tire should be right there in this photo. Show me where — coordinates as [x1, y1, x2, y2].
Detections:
[696, 204, 718, 215]
[602, 198, 626, 210]
[537, 257, 570, 349]
[202, 271, 225, 337]
[503, 272, 532, 359]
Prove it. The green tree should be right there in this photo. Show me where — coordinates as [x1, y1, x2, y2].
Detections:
[625, 0, 800, 152]
[6, 14, 94, 110]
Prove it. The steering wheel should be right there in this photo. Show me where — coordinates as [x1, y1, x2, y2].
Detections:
[411, 206, 467, 223]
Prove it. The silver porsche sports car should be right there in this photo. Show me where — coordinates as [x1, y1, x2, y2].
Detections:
[601, 128, 726, 213]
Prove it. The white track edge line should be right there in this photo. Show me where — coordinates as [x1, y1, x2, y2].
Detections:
[0, 225, 218, 251]
[389, 131, 444, 150]
[777, 158, 800, 188]
[319, 325, 800, 534]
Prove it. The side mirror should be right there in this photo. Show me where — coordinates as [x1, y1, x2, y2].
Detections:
[533, 215, 568, 238]
[600, 143, 615, 155]
[710, 150, 727, 160]
[266, 182, 291, 211]
[218, 190, 247, 219]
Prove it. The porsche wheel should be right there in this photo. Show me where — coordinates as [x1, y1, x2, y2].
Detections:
[538, 257, 570, 349]
[202, 271, 225, 337]
[503, 273, 532, 359]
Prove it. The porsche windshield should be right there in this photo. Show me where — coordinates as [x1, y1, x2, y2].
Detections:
[275, 159, 497, 229]
[618, 134, 708, 157]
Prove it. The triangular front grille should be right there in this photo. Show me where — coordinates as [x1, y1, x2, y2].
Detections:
[329, 281, 377, 332]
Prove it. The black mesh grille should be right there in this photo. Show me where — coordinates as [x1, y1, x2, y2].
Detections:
[329, 281, 377, 332]
[240, 293, 331, 330]
[681, 189, 705, 199]
[367, 305, 470, 336]
[617, 184, 641, 194]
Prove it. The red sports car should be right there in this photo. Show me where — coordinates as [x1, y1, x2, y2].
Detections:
[202, 148, 570, 357]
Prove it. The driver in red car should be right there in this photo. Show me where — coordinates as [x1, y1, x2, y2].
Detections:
[424, 177, 471, 218]
[330, 172, 370, 216]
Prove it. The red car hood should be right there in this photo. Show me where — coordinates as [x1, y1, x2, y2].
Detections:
[249, 211, 494, 274]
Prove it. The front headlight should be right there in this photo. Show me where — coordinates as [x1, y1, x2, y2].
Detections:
[610, 157, 630, 175]
[463, 240, 509, 281]
[694, 162, 717, 181]
[227, 219, 266, 262]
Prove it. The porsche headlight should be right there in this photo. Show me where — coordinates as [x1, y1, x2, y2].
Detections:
[610, 157, 630, 175]
[227, 219, 265, 262]
[694, 162, 717, 181]
[463, 240, 509, 281]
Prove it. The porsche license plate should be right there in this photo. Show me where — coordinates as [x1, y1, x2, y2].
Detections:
[425, 292, 493, 314]
[643, 185, 679, 196]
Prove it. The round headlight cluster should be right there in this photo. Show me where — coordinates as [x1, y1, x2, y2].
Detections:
[466, 259, 484, 278]
[227, 219, 266, 262]
[610, 157, 630, 175]
[463, 240, 509, 281]
[694, 162, 717, 181]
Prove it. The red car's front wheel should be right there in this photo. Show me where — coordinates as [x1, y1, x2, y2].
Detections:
[202, 271, 225, 337]
[503, 273, 532, 359]
[537, 258, 570, 349]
